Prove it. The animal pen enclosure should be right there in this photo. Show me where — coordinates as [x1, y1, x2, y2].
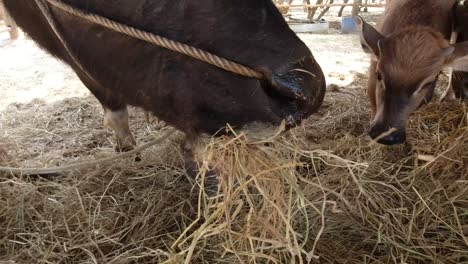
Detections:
[0, 3, 467, 264]
[275, 0, 386, 21]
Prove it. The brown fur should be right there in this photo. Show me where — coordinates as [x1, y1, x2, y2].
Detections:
[358, 0, 467, 145]
[380, 28, 450, 85]
[380, 0, 454, 37]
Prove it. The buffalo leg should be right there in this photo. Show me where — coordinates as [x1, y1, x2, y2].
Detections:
[182, 134, 200, 178]
[76, 73, 136, 152]
[103, 107, 136, 152]
[182, 135, 218, 194]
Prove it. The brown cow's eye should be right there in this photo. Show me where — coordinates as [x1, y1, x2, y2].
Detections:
[376, 72, 382, 81]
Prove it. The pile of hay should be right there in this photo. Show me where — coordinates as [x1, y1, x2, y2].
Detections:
[0, 76, 467, 263]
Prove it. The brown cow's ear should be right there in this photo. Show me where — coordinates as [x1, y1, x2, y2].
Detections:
[445, 41, 468, 72]
[354, 16, 385, 57]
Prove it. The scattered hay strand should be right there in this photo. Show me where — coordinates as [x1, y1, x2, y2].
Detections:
[0, 77, 467, 263]
[0, 128, 176, 175]
[165, 93, 467, 263]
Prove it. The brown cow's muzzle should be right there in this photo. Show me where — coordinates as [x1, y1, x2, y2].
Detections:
[262, 56, 326, 128]
[369, 123, 406, 145]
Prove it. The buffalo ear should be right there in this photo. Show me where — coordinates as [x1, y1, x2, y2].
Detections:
[354, 16, 385, 57]
[444, 41, 468, 72]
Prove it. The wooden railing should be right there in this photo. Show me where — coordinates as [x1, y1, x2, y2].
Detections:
[282, 3, 385, 8]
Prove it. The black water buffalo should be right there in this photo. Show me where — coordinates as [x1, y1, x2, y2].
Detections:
[3, 0, 326, 150]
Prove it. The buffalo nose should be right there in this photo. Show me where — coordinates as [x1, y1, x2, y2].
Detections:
[268, 57, 326, 118]
[369, 126, 406, 146]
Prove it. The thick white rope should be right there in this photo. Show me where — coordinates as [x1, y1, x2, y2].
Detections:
[45, 0, 264, 79]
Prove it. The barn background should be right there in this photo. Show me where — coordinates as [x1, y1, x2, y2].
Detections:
[0, 1, 467, 263]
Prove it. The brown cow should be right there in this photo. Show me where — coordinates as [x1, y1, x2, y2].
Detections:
[356, 0, 468, 145]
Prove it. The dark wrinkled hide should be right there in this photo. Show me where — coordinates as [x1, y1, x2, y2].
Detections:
[3, 0, 325, 136]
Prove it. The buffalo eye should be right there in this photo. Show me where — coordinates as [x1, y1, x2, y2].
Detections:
[376, 72, 382, 81]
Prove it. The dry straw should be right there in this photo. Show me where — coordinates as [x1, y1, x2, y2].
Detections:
[0, 76, 467, 263]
